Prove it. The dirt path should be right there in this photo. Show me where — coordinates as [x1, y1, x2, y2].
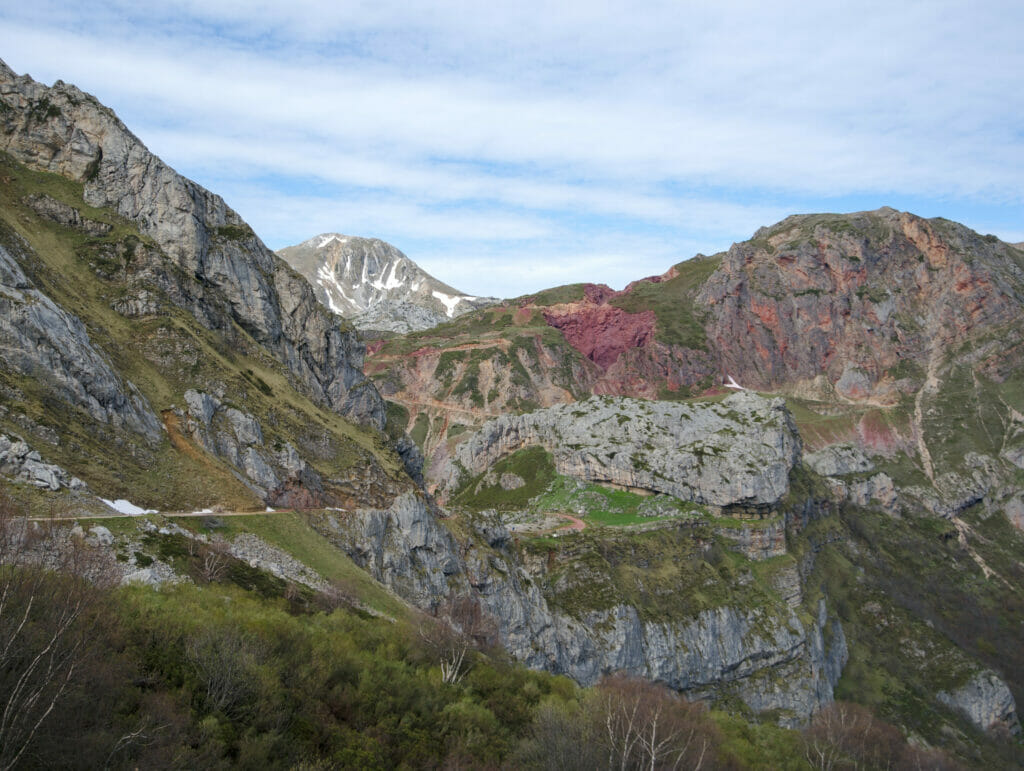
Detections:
[555, 513, 586, 532]
[531, 513, 586, 535]
[913, 348, 942, 484]
[388, 395, 504, 420]
[370, 338, 511, 360]
[26, 508, 305, 522]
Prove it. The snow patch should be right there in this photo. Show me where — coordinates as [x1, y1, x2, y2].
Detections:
[101, 498, 158, 516]
[432, 290, 469, 317]
[370, 259, 406, 292]
[316, 234, 347, 249]
[317, 264, 355, 313]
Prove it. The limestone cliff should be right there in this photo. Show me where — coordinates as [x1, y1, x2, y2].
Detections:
[311, 491, 847, 723]
[442, 391, 801, 510]
[0, 59, 384, 429]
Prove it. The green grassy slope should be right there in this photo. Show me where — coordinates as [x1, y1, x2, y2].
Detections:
[0, 152, 404, 512]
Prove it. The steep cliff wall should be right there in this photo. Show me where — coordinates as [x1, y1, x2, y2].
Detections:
[0, 59, 383, 429]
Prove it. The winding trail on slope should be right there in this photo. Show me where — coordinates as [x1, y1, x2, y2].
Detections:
[913, 349, 942, 484]
[387, 395, 505, 420]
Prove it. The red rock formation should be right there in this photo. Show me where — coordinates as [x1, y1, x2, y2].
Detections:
[697, 208, 1022, 402]
[543, 303, 656, 369]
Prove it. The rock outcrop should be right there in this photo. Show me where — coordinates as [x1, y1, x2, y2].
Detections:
[278, 234, 495, 333]
[0, 434, 86, 491]
[697, 208, 1024, 402]
[0, 241, 161, 440]
[937, 670, 1021, 735]
[443, 391, 801, 509]
[0, 60, 384, 429]
[314, 490, 846, 722]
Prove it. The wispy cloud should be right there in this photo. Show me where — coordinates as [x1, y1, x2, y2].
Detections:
[0, 1, 1021, 296]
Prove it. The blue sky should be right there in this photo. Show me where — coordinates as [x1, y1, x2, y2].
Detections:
[1, 1, 1022, 298]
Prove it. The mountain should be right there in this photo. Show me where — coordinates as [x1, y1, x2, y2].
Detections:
[277, 233, 496, 333]
[1, 58, 1022, 768]
[0, 58, 401, 512]
[368, 208, 1024, 467]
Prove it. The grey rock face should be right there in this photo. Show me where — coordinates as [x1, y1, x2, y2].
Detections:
[21, 193, 112, 235]
[0, 243, 161, 441]
[937, 671, 1021, 734]
[804, 444, 873, 477]
[182, 389, 321, 501]
[0, 60, 384, 429]
[228, 532, 327, 591]
[715, 517, 788, 560]
[277, 234, 497, 333]
[317, 490, 845, 720]
[316, 491, 464, 609]
[0, 434, 89, 492]
[444, 391, 801, 509]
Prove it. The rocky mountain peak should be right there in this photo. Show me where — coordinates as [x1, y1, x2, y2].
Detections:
[698, 207, 1024, 403]
[278, 233, 496, 334]
[0, 59, 385, 429]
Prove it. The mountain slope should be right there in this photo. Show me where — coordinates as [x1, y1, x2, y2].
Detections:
[1, 58, 1023, 767]
[0, 60, 404, 510]
[368, 209, 1024, 465]
[0, 60, 384, 430]
[278, 233, 496, 333]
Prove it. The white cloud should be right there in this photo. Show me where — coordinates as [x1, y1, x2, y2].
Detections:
[0, 1, 1021, 293]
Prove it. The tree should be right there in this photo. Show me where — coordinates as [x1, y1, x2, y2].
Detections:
[802, 701, 964, 771]
[592, 675, 714, 771]
[0, 490, 116, 770]
[419, 594, 499, 685]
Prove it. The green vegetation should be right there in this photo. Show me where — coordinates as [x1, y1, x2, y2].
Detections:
[453, 446, 557, 510]
[514, 282, 587, 306]
[609, 255, 722, 349]
[533, 525, 790, 622]
[0, 152, 404, 513]
[531, 476, 705, 527]
[793, 502, 1024, 766]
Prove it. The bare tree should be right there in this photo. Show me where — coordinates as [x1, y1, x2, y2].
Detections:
[591, 675, 712, 771]
[0, 490, 114, 770]
[418, 594, 498, 685]
[801, 701, 963, 771]
[197, 536, 229, 583]
[185, 626, 266, 716]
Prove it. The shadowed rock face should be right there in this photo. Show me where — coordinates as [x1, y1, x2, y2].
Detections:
[0, 242, 161, 441]
[0, 59, 384, 429]
[697, 208, 1024, 402]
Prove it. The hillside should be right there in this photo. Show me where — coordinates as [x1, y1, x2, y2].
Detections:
[1, 58, 1022, 769]
[277, 233, 496, 333]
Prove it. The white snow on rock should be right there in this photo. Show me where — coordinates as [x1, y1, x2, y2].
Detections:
[100, 498, 158, 515]
[432, 290, 467, 317]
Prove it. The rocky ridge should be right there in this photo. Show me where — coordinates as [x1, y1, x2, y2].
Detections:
[0, 240, 161, 440]
[278, 234, 496, 333]
[442, 391, 801, 510]
[0, 60, 384, 429]
[698, 208, 1024, 403]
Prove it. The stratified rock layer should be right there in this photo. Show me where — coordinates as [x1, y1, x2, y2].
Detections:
[444, 391, 801, 509]
[698, 208, 1024, 402]
[313, 491, 846, 723]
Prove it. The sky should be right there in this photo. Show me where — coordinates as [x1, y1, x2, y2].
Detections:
[1, 1, 1022, 298]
